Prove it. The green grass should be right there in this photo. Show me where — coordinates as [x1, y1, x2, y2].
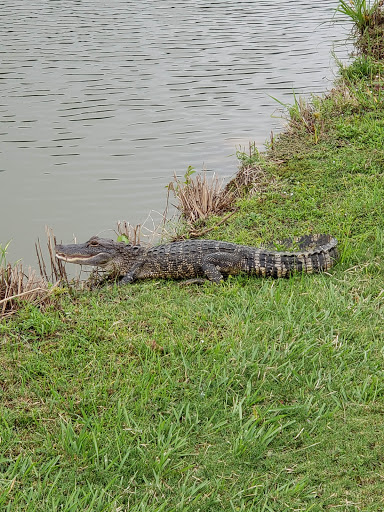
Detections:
[2, 59, 384, 510]
[0, 242, 11, 267]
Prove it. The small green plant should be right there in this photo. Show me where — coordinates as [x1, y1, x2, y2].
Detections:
[117, 234, 130, 244]
[236, 142, 260, 167]
[166, 166, 196, 194]
[271, 92, 323, 143]
[0, 241, 11, 268]
[183, 165, 196, 185]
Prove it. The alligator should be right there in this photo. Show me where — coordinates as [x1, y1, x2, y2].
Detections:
[55, 234, 338, 284]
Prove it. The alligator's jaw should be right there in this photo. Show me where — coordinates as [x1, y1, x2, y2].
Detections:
[55, 251, 109, 266]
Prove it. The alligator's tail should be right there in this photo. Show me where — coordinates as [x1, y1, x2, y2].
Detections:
[253, 234, 338, 277]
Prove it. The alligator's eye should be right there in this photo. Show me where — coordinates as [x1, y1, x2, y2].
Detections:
[88, 240, 99, 247]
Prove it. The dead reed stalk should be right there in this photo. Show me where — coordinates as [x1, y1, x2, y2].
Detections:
[117, 208, 182, 246]
[36, 227, 69, 286]
[116, 221, 142, 245]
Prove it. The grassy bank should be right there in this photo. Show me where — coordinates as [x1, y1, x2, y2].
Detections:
[2, 26, 384, 512]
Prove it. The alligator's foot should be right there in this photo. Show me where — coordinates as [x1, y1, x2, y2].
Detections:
[118, 274, 135, 285]
[179, 278, 210, 286]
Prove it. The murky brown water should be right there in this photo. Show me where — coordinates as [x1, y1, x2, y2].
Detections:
[1, 0, 350, 263]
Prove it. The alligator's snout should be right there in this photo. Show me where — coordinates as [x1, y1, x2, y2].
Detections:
[54, 242, 113, 266]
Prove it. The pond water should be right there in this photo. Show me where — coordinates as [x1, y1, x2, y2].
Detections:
[1, 0, 351, 264]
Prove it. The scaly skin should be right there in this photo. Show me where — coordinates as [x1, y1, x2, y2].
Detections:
[55, 234, 339, 284]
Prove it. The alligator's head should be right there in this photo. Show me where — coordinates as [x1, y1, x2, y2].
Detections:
[55, 236, 144, 274]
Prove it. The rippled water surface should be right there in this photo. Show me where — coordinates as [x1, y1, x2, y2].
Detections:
[1, 0, 350, 262]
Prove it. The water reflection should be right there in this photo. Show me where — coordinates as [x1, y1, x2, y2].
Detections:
[0, 0, 350, 262]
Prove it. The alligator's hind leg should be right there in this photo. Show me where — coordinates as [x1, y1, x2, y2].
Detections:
[179, 278, 209, 286]
[202, 252, 244, 283]
[201, 262, 224, 283]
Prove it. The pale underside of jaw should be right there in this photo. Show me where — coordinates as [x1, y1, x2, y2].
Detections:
[56, 253, 98, 265]
[55, 252, 116, 269]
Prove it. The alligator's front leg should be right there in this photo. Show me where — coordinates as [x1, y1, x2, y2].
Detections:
[118, 260, 145, 285]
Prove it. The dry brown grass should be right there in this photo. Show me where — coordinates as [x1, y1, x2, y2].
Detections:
[0, 263, 51, 319]
[0, 228, 71, 319]
[224, 163, 275, 198]
[168, 165, 275, 232]
[168, 171, 234, 224]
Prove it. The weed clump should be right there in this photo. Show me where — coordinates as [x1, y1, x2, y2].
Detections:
[224, 144, 278, 200]
[0, 230, 70, 319]
[337, 0, 384, 59]
[167, 166, 234, 224]
[0, 259, 49, 318]
[168, 153, 276, 234]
